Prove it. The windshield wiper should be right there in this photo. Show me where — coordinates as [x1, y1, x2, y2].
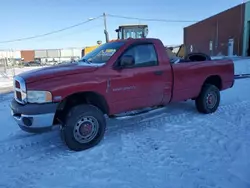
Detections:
[79, 58, 92, 64]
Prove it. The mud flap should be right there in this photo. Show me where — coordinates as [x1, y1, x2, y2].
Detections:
[59, 125, 66, 144]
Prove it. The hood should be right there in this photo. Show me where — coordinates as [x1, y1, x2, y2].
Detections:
[18, 63, 98, 83]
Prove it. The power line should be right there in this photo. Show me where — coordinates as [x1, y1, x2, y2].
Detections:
[107, 14, 197, 23]
[0, 15, 102, 44]
[0, 13, 197, 45]
[30, 24, 104, 43]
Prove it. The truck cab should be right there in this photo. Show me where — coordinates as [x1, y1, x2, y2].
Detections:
[115, 24, 148, 39]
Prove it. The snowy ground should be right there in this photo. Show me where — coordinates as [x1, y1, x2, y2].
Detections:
[0, 77, 250, 187]
[234, 59, 250, 75]
[0, 66, 47, 89]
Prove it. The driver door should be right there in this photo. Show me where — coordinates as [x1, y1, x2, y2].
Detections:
[108, 42, 167, 114]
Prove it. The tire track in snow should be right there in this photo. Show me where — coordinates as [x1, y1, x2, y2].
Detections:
[114, 102, 250, 188]
[199, 104, 250, 162]
[0, 100, 249, 155]
[0, 101, 250, 188]
[119, 132, 220, 188]
[0, 99, 248, 161]
[0, 102, 193, 156]
[106, 100, 250, 168]
[0, 100, 249, 166]
[107, 100, 250, 134]
[0, 129, 65, 161]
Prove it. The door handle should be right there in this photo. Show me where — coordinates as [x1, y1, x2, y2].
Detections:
[154, 71, 163, 75]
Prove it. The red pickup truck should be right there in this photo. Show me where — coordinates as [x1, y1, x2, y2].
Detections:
[10, 38, 234, 151]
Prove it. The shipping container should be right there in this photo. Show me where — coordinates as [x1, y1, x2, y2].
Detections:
[21, 50, 35, 61]
[47, 49, 60, 58]
[60, 49, 73, 57]
[184, 4, 245, 56]
[35, 50, 47, 58]
[82, 45, 99, 56]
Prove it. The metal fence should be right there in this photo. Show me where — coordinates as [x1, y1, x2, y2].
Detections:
[0, 58, 14, 77]
[0, 47, 82, 77]
[0, 56, 22, 78]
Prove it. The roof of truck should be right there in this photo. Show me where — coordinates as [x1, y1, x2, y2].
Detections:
[108, 38, 158, 43]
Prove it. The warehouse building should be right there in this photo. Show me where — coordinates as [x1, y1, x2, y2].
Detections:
[33, 48, 82, 63]
[21, 50, 35, 62]
[1, 48, 86, 62]
[242, 1, 250, 56]
[184, 3, 246, 56]
[21, 48, 82, 62]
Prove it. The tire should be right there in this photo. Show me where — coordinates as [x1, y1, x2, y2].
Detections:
[61, 104, 106, 151]
[184, 52, 211, 62]
[195, 84, 220, 114]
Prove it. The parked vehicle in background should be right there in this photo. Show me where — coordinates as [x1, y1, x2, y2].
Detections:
[10, 38, 234, 151]
[23, 60, 41, 67]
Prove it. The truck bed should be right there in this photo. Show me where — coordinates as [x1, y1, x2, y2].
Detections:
[170, 59, 234, 102]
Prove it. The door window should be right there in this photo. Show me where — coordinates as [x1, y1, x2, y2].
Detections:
[122, 44, 158, 67]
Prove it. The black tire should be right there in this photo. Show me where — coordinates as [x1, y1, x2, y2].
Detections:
[184, 52, 211, 62]
[61, 104, 106, 151]
[195, 84, 220, 114]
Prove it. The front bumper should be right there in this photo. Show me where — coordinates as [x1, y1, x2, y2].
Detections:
[10, 99, 58, 133]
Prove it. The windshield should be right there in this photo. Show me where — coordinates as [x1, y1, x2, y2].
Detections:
[79, 41, 125, 65]
[123, 28, 145, 39]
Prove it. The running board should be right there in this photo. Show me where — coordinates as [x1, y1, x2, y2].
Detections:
[110, 106, 163, 119]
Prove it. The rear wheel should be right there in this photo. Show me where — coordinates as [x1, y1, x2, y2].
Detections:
[195, 84, 220, 114]
[61, 104, 106, 151]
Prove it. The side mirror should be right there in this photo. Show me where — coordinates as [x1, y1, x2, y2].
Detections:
[120, 55, 135, 67]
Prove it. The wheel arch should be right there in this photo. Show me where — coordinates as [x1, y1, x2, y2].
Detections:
[54, 91, 109, 124]
[203, 75, 222, 90]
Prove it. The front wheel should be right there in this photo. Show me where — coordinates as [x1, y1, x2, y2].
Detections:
[61, 104, 106, 151]
[195, 84, 220, 114]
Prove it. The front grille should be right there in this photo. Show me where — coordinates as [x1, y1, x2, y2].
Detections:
[16, 91, 22, 101]
[13, 76, 26, 104]
[15, 80, 20, 88]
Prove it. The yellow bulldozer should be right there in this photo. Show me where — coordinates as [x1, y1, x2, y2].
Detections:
[167, 44, 186, 58]
[82, 24, 186, 58]
[82, 24, 149, 56]
[114, 24, 148, 40]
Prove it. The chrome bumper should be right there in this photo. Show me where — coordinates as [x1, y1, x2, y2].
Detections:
[10, 99, 58, 133]
[11, 111, 54, 133]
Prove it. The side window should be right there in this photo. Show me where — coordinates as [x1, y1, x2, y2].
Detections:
[122, 44, 158, 67]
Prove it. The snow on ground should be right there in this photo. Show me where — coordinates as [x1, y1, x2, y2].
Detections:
[211, 55, 239, 60]
[0, 66, 47, 88]
[0, 78, 250, 187]
[234, 58, 250, 75]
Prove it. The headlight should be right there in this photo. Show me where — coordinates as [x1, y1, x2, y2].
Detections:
[27, 90, 52, 103]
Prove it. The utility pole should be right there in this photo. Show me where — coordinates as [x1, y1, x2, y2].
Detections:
[103, 13, 109, 43]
